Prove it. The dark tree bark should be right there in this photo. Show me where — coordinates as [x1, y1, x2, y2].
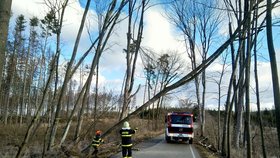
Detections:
[253, 5, 267, 156]
[4, 15, 26, 125]
[47, 0, 70, 149]
[266, 0, 280, 148]
[0, 0, 12, 92]
[60, 0, 129, 146]
[100, 23, 241, 139]
[244, 1, 253, 157]
[119, 0, 146, 121]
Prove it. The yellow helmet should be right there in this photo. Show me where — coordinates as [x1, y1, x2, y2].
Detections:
[123, 121, 130, 128]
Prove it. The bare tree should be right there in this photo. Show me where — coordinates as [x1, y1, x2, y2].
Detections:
[0, 0, 12, 93]
[253, 2, 267, 156]
[73, 0, 129, 143]
[56, 0, 130, 145]
[19, 17, 39, 125]
[209, 52, 229, 151]
[3, 14, 26, 125]
[100, 24, 241, 139]
[196, 0, 221, 136]
[15, 0, 69, 156]
[141, 53, 157, 129]
[45, 0, 71, 149]
[119, 0, 148, 120]
[266, 0, 280, 149]
[164, 0, 202, 134]
[164, 0, 222, 137]
[154, 52, 184, 130]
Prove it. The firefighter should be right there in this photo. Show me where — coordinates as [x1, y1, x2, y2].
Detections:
[91, 130, 104, 157]
[119, 121, 137, 158]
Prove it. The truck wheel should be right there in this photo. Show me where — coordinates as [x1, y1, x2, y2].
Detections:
[166, 136, 171, 143]
[189, 138, 193, 144]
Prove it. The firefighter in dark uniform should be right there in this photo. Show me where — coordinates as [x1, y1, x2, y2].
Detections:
[91, 130, 104, 157]
[120, 121, 137, 158]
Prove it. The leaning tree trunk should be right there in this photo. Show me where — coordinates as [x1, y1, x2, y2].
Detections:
[48, 0, 89, 148]
[15, 52, 59, 157]
[61, 0, 129, 145]
[102, 22, 241, 138]
[221, 31, 241, 156]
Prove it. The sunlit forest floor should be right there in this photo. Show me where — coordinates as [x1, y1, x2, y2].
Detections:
[196, 111, 280, 158]
[0, 111, 279, 157]
[0, 116, 164, 157]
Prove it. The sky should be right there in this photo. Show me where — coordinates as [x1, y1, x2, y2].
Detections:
[10, 0, 280, 111]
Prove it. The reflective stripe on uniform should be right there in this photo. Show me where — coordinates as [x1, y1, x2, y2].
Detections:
[121, 134, 132, 137]
[92, 139, 100, 143]
[92, 138, 102, 147]
[122, 143, 132, 147]
[92, 144, 100, 147]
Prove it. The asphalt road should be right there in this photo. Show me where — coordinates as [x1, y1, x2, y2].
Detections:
[110, 134, 201, 158]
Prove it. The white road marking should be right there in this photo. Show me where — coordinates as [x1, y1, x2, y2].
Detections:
[190, 145, 196, 158]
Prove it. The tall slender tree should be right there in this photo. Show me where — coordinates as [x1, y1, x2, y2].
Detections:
[3, 14, 26, 125]
[119, 0, 147, 120]
[266, 0, 280, 148]
[164, 0, 221, 136]
[253, 2, 267, 156]
[0, 0, 12, 93]
[19, 17, 39, 125]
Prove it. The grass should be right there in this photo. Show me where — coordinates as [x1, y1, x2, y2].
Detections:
[194, 111, 280, 158]
[0, 117, 164, 157]
[2, 111, 278, 158]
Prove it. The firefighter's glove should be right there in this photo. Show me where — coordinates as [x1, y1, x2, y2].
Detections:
[135, 128, 138, 131]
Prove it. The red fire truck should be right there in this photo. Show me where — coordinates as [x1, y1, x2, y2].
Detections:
[165, 112, 194, 144]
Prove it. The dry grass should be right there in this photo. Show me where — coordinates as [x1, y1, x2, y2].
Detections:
[194, 143, 219, 158]
[194, 111, 280, 158]
[0, 117, 164, 157]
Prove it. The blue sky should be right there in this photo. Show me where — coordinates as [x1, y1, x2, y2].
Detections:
[10, 0, 280, 110]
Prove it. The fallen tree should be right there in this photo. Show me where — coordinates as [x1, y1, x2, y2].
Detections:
[70, 8, 244, 157]
[99, 22, 241, 140]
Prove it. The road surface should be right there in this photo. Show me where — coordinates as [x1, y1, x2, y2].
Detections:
[110, 134, 201, 158]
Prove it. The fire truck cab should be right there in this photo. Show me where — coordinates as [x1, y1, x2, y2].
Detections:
[165, 112, 194, 144]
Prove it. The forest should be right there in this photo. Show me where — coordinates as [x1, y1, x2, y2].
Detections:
[0, 0, 280, 157]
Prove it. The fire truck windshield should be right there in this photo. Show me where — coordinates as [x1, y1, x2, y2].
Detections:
[171, 115, 192, 124]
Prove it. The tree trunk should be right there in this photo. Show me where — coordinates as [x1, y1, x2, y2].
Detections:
[253, 19, 267, 158]
[244, 1, 253, 157]
[3, 14, 25, 125]
[93, 61, 99, 132]
[221, 29, 241, 156]
[74, 77, 91, 142]
[217, 53, 227, 151]
[120, 0, 145, 121]
[266, 0, 280, 148]
[119, 0, 134, 121]
[61, 0, 128, 145]
[15, 53, 58, 157]
[201, 69, 206, 137]
[48, 0, 86, 148]
[0, 0, 12, 91]
[101, 25, 241, 139]
[60, 81, 86, 146]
